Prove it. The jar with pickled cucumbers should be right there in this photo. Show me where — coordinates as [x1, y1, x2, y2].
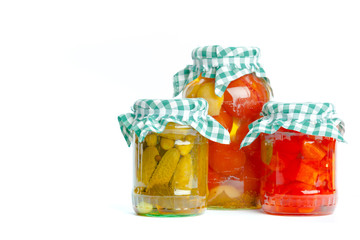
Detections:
[118, 99, 230, 216]
[240, 102, 345, 215]
[133, 124, 208, 216]
[173, 46, 272, 209]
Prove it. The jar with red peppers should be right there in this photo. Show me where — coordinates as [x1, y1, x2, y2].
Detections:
[173, 46, 272, 209]
[240, 102, 345, 215]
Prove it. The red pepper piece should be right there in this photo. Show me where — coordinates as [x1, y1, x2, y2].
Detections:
[275, 138, 302, 155]
[282, 156, 301, 183]
[320, 137, 336, 154]
[262, 171, 286, 195]
[302, 140, 326, 160]
[296, 162, 319, 186]
[280, 181, 317, 195]
[267, 151, 297, 171]
[316, 153, 335, 193]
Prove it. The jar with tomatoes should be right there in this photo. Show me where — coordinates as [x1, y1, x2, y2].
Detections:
[241, 102, 345, 215]
[173, 46, 272, 209]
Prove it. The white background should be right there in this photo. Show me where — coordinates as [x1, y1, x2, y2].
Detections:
[1, 0, 359, 239]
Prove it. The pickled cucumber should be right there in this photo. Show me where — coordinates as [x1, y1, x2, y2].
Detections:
[171, 154, 193, 192]
[160, 137, 175, 150]
[145, 134, 157, 146]
[140, 146, 159, 185]
[146, 148, 181, 192]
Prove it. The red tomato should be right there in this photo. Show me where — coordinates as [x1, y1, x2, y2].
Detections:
[243, 158, 261, 193]
[208, 167, 228, 190]
[208, 141, 247, 176]
[223, 74, 269, 121]
[244, 139, 263, 176]
[231, 169, 245, 182]
[243, 137, 262, 163]
[212, 106, 233, 132]
[232, 120, 262, 162]
[247, 75, 269, 112]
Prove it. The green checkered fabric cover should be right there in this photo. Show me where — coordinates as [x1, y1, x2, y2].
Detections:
[118, 98, 230, 146]
[173, 45, 269, 97]
[240, 102, 345, 148]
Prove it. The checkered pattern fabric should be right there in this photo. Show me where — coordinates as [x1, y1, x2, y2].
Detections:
[173, 45, 269, 97]
[240, 102, 345, 148]
[118, 98, 230, 146]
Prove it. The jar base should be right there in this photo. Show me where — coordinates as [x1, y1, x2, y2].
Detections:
[208, 205, 261, 210]
[262, 194, 336, 216]
[208, 199, 261, 210]
[133, 193, 206, 217]
[207, 190, 261, 209]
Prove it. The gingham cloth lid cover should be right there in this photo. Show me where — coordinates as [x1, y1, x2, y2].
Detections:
[118, 98, 231, 146]
[240, 102, 345, 148]
[173, 45, 270, 97]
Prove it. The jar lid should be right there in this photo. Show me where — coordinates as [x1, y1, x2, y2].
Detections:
[118, 98, 230, 146]
[173, 45, 270, 97]
[240, 102, 346, 148]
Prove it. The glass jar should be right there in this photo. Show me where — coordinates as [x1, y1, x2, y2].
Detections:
[133, 123, 208, 217]
[118, 98, 229, 216]
[184, 73, 271, 209]
[260, 128, 336, 215]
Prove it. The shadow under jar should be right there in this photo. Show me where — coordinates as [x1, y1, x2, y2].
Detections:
[133, 123, 208, 217]
[184, 73, 271, 209]
[260, 128, 336, 215]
